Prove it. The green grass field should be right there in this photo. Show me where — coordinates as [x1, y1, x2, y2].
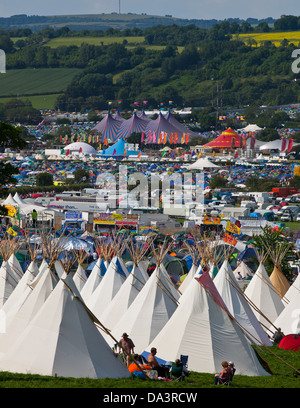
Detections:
[0, 345, 298, 388]
[0, 68, 81, 109]
[0, 93, 63, 110]
[0, 68, 81, 97]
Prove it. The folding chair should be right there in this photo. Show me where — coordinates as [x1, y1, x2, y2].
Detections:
[170, 362, 185, 381]
[218, 368, 235, 386]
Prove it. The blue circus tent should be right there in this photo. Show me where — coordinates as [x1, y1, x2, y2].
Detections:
[144, 111, 184, 142]
[116, 111, 148, 140]
[92, 111, 122, 143]
[101, 138, 126, 157]
[100, 138, 147, 158]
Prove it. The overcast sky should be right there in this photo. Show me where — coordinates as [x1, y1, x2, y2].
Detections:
[1, 0, 300, 20]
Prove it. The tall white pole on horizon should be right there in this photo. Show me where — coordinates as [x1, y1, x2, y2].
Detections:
[119, 0, 121, 14]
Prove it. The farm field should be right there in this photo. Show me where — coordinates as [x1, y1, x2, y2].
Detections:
[0, 68, 81, 109]
[234, 31, 300, 46]
[0, 93, 63, 110]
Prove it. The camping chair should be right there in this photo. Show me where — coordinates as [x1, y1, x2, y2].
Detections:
[217, 367, 236, 386]
[170, 361, 185, 381]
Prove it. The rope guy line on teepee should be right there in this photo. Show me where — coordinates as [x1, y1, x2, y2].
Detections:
[199, 272, 300, 377]
[62, 278, 150, 379]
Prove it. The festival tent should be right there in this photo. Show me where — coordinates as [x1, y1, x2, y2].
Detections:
[2, 194, 17, 206]
[145, 272, 271, 376]
[0, 257, 22, 308]
[99, 261, 149, 330]
[105, 263, 181, 354]
[13, 192, 29, 206]
[179, 262, 201, 294]
[144, 112, 186, 142]
[0, 260, 39, 333]
[0, 267, 58, 358]
[63, 142, 97, 155]
[115, 111, 148, 140]
[92, 111, 122, 143]
[213, 259, 272, 346]
[72, 264, 87, 292]
[80, 257, 104, 303]
[259, 139, 299, 151]
[270, 285, 300, 336]
[233, 261, 254, 280]
[244, 260, 285, 333]
[100, 137, 147, 158]
[283, 273, 300, 304]
[202, 128, 242, 150]
[184, 156, 220, 170]
[86, 255, 129, 321]
[240, 124, 262, 132]
[268, 244, 291, 300]
[0, 274, 131, 379]
[279, 334, 300, 351]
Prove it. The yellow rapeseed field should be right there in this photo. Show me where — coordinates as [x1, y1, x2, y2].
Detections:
[234, 31, 300, 47]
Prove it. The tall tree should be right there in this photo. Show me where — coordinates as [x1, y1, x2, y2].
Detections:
[0, 122, 27, 187]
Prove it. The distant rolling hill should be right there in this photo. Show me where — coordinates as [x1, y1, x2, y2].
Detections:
[0, 13, 275, 31]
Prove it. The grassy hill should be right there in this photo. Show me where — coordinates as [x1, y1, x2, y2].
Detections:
[0, 68, 81, 109]
[0, 13, 270, 31]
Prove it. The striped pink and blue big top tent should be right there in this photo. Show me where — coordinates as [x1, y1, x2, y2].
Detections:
[92, 111, 122, 143]
[116, 111, 148, 140]
[144, 111, 184, 142]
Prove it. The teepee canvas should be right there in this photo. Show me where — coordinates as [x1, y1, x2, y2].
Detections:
[270, 287, 300, 337]
[0, 274, 131, 379]
[146, 272, 271, 376]
[0, 267, 58, 358]
[80, 257, 104, 303]
[72, 251, 88, 292]
[244, 259, 284, 331]
[99, 238, 150, 329]
[268, 244, 291, 300]
[213, 259, 272, 346]
[86, 255, 128, 320]
[107, 263, 180, 354]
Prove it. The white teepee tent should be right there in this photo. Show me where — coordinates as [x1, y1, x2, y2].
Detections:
[270, 285, 300, 336]
[244, 261, 284, 332]
[80, 257, 104, 303]
[0, 260, 39, 333]
[0, 274, 131, 379]
[283, 272, 300, 305]
[86, 255, 129, 320]
[107, 263, 180, 354]
[0, 267, 58, 358]
[145, 272, 271, 376]
[213, 259, 272, 346]
[100, 262, 148, 330]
